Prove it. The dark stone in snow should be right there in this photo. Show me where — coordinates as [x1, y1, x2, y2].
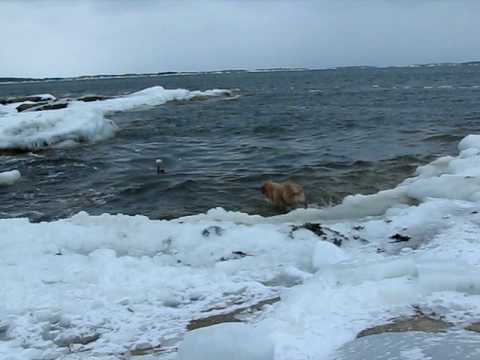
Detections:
[202, 226, 224, 237]
[357, 314, 450, 338]
[78, 95, 113, 102]
[0, 321, 8, 334]
[187, 297, 280, 331]
[290, 223, 352, 247]
[16, 101, 49, 112]
[32, 102, 69, 111]
[465, 321, 480, 333]
[219, 251, 251, 262]
[0, 95, 53, 105]
[389, 233, 411, 243]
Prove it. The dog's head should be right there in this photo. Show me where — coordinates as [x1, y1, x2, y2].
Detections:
[260, 184, 267, 195]
[260, 181, 274, 198]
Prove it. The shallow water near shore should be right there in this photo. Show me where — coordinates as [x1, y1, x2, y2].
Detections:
[2, 65, 480, 221]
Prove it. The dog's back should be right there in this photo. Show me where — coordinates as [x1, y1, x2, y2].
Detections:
[282, 181, 306, 208]
[261, 180, 307, 210]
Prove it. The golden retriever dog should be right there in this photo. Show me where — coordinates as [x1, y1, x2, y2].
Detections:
[260, 180, 307, 210]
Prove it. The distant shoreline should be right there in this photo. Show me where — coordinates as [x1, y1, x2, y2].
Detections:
[1, 61, 479, 84]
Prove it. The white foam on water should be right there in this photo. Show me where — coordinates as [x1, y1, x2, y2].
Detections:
[0, 86, 230, 151]
[2, 135, 480, 359]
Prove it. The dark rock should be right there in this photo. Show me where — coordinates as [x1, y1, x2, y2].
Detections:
[32, 102, 69, 111]
[0, 95, 53, 105]
[357, 315, 451, 338]
[232, 251, 249, 257]
[187, 311, 242, 331]
[465, 322, 480, 333]
[389, 233, 411, 243]
[0, 321, 9, 334]
[290, 223, 352, 247]
[77, 95, 113, 102]
[0, 148, 32, 156]
[187, 297, 279, 331]
[16, 101, 49, 112]
[291, 223, 326, 237]
[129, 343, 165, 356]
[202, 226, 224, 237]
[219, 251, 251, 262]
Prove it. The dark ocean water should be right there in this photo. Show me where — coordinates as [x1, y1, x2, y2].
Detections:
[1, 65, 480, 221]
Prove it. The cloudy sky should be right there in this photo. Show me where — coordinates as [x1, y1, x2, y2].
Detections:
[1, 0, 479, 78]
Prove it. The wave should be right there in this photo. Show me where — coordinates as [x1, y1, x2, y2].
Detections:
[422, 133, 464, 143]
[0, 86, 231, 152]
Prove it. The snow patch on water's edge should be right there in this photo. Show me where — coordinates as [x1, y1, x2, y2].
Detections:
[0, 86, 231, 151]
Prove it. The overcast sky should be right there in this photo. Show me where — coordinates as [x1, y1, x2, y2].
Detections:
[1, 0, 479, 78]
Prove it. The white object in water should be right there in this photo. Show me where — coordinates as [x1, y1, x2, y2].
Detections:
[156, 159, 165, 174]
[177, 323, 274, 360]
[0, 170, 21, 186]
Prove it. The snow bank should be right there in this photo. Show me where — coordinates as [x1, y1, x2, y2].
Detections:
[2, 135, 480, 359]
[0, 86, 230, 151]
[0, 170, 21, 186]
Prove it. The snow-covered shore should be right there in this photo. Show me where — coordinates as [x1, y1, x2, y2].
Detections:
[2, 135, 480, 359]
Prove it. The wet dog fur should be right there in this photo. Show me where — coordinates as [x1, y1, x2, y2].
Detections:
[260, 180, 307, 210]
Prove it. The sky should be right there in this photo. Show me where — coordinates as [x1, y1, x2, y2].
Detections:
[1, 0, 479, 78]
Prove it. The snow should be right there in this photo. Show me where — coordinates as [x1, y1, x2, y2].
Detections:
[2, 135, 480, 359]
[312, 241, 349, 270]
[0, 86, 231, 151]
[178, 323, 274, 360]
[0, 170, 21, 186]
[336, 331, 480, 360]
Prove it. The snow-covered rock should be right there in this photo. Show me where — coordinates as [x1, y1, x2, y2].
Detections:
[0, 86, 231, 151]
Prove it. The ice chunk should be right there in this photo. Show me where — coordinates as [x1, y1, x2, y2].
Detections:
[407, 175, 480, 201]
[322, 258, 418, 285]
[458, 134, 480, 151]
[417, 261, 480, 295]
[178, 323, 274, 360]
[0, 170, 21, 186]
